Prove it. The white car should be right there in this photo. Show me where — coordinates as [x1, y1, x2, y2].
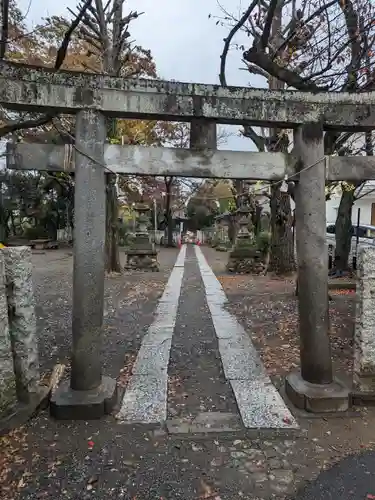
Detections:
[326, 223, 375, 261]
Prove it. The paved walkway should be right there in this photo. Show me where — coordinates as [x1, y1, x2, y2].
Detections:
[117, 244, 297, 430]
[294, 449, 375, 499]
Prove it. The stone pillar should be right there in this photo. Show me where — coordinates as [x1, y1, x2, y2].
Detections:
[190, 120, 217, 150]
[3, 247, 39, 403]
[294, 123, 331, 384]
[190, 120, 217, 247]
[285, 123, 349, 412]
[353, 247, 375, 393]
[50, 110, 116, 419]
[216, 220, 230, 252]
[125, 202, 159, 271]
[71, 109, 106, 391]
[0, 252, 16, 416]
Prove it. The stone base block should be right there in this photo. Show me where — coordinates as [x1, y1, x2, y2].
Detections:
[125, 253, 159, 271]
[353, 372, 375, 393]
[226, 245, 266, 274]
[227, 257, 266, 274]
[50, 376, 117, 420]
[351, 391, 375, 406]
[0, 385, 49, 436]
[328, 281, 356, 291]
[285, 371, 350, 413]
[351, 372, 375, 405]
[166, 412, 242, 435]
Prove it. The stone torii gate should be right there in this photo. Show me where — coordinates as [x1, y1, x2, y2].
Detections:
[2, 60, 375, 419]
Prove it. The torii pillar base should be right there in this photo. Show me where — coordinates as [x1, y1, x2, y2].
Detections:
[285, 371, 350, 413]
[50, 376, 117, 420]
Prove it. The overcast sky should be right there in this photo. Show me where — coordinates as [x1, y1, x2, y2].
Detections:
[18, 0, 264, 151]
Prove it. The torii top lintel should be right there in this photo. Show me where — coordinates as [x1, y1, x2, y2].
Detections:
[1, 60, 375, 131]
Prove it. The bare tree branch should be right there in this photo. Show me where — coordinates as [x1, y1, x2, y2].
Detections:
[55, 0, 93, 70]
[86, 2, 101, 23]
[0, 114, 55, 138]
[218, 1, 267, 152]
[70, 8, 102, 40]
[260, 0, 278, 50]
[242, 125, 266, 151]
[78, 26, 102, 50]
[243, 60, 270, 79]
[219, 0, 258, 86]
[274, 0, 337, 58]
[243, 47, 326, 90]
[339, 0, 361, 92]
[0, 0, 93, 138]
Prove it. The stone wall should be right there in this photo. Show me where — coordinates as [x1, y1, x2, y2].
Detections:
[0, 253, 17, 416]
[354, 246, 375, 392]
[0, 247, 40, 416]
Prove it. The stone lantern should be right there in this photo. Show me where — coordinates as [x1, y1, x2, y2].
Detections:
[125, 202, 159, 271]
[235, 204, 254, 245]
[226, 196, 264, 273]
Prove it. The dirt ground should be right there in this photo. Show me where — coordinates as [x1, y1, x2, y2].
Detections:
[2, 245, 375, 500]
[201, 247, 354, 380]
[31, 247, 179, 380]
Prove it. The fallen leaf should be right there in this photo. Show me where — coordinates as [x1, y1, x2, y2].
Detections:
[17, 477, 25, 489]
[197, 479, 221, 499]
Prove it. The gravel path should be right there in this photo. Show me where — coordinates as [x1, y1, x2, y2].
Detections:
[168, 246, 238, 418]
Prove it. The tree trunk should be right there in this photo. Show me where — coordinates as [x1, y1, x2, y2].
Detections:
[10, 212, 16, 235]
[102, 0, 123, 272]
[228, 214, 236, 243]
[253, 203, 262, 236]
[266, 3, 295, 276]
[0, 211, 7, 242]
[105, 173, 121, 273]
[165, 193, 173, 247]
[334, 187, 355, 272]
[268, 185, 295, 275]
[164, 177, 174, 247]
[166, 211, 173, 246]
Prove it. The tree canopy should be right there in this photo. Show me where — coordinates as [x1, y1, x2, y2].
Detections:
[214, 0, 375, 272]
